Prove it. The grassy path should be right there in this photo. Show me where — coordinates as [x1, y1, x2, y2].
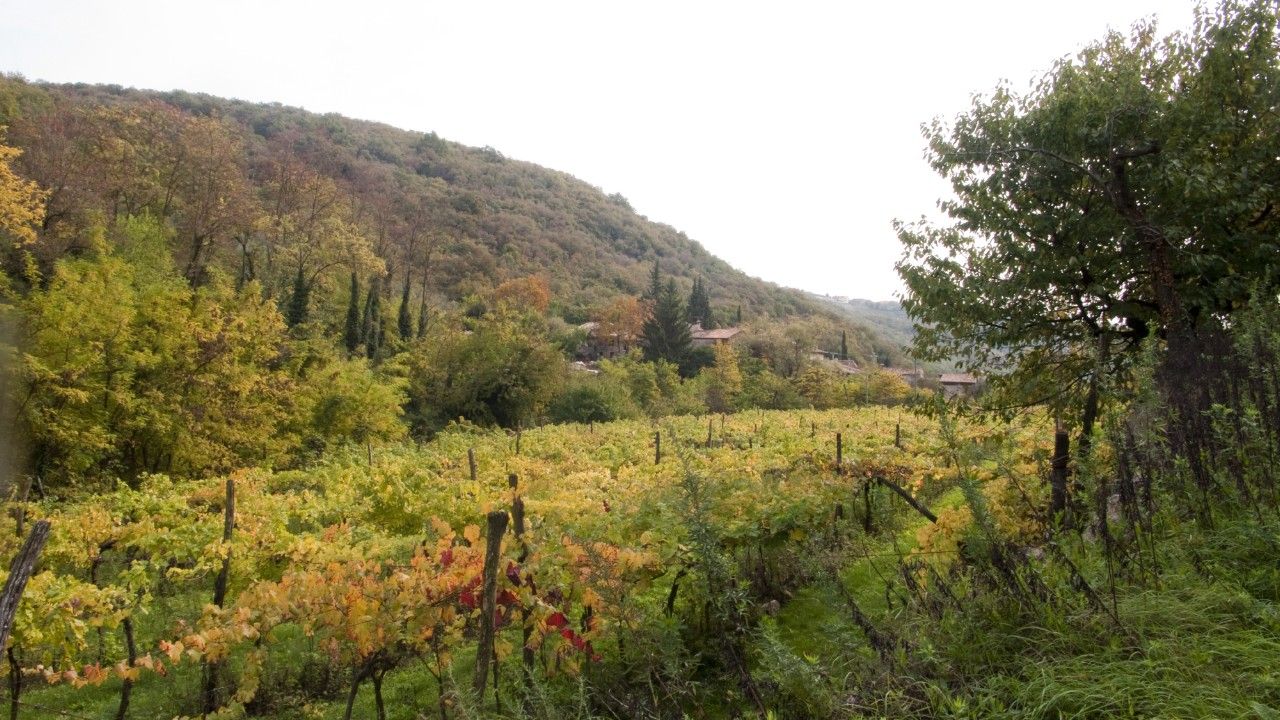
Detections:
[772, 487, 965, 657]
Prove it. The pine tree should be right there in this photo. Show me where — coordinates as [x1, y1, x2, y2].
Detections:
[344, 273, 361, 355]
[397, 274, 413, 341]
[642, 278, 692, 366]
[285, 266, 310, 327]
[840, 330, 848, 361]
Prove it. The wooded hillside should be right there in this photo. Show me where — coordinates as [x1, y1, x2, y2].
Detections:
[0, 77, 862, 328]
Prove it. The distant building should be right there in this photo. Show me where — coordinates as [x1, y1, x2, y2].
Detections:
[888, 367, 926, 386]
[691, 325, 742, 347]
[808, 349, 860, 374]
[939, 372, 979, 398]
[576, 321, 631, 360]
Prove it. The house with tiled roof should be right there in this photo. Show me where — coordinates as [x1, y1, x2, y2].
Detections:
[690, 325, 742, 347]
[939, 372, 979, 398]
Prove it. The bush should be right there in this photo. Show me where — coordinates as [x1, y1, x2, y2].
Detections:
[547, 376, 638, 424]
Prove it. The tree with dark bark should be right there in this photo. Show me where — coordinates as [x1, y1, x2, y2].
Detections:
[896, 0, 1280, 447]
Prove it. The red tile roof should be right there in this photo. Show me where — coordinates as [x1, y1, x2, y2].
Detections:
[692, 327, 742, 340]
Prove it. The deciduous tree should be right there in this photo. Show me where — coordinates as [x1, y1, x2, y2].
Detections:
[896, 0, 1280, 436]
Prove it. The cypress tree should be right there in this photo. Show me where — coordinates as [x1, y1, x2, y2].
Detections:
[641, 278, 692, 367]
[344, 273, 361, 355]
[397, 274, 413, 341]
[375, 286, 386, 351]
[735, 304, 742, 325]
[285, 266, 310, 327]
[645, 259, 662, 301]
[687, 276, 715, 329]
[362, 277, 380, 359]
[840, 330, 848, 361]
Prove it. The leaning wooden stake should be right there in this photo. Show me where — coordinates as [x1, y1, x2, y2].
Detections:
[0, 520, 50, 657]
[877, 477, 937, 523]
[473, 510, 509, 699]
[203, 478, 235, 714]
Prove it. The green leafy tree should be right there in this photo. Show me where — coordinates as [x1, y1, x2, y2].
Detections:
[296, 357, 406, 453]
[642, 278, 693, 371]
[896, 1, 1280, 436]
[13, 216, 297, 485]
[703, 343, 742, 413]
[404, 311, 564, 434]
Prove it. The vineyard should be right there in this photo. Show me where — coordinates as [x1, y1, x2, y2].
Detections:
[0, 407, 1051, 719]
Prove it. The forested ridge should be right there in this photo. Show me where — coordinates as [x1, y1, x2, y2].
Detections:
[0, 76, 855, 324]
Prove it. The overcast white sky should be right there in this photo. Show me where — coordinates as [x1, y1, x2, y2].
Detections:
[2, 0, 1194, 301]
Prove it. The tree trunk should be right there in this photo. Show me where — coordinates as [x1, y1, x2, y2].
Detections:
[0, 521, 50, 658]
[372, 670, 386, 720]
[7, 648, 19, 720]
[1050, 429, 1070, 526]
[342, 666, 371, 720]
[114, 618, 137, 720]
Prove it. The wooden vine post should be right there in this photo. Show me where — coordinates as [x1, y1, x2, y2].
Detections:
[473, 510, 509, 700]
[509, 474, 536, 702]
[654, 431, 661, 465]
[835, 433, 843, 471]
[707, 418, 714, 447]
[468, 448, 478, 483]
[203, 478, 235, 714]
[895, 422, 902, 449]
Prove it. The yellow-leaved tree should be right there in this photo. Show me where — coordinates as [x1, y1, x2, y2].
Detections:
[0, 129, 48, 285]
[0, 131, 45, 246]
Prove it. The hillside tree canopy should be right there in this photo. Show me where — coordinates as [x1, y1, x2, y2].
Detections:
[896, 0, 1280, 434]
